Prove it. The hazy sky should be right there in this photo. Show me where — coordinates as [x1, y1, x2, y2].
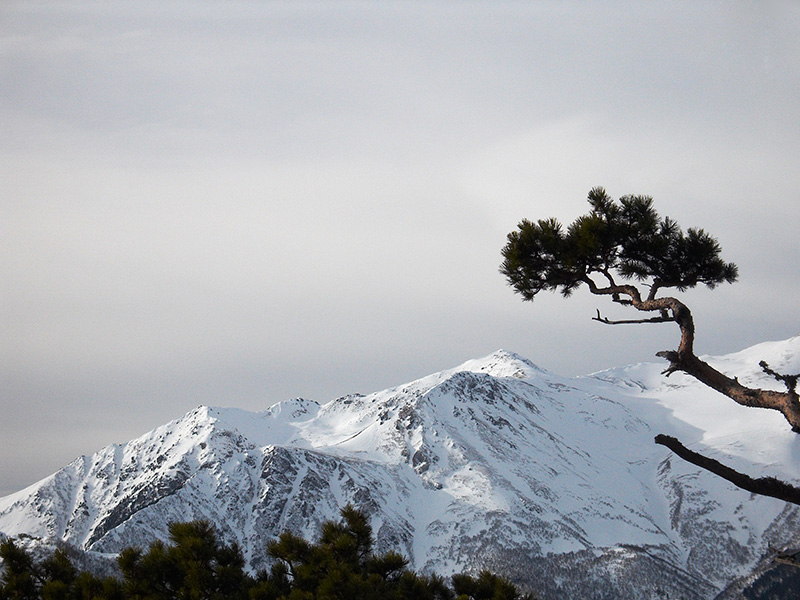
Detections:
[2, 1, 799, 497]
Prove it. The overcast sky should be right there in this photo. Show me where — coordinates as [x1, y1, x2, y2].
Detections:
[2, 1, 799, 497]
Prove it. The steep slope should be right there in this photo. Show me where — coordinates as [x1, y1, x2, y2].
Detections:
[2, 339, 800, 599]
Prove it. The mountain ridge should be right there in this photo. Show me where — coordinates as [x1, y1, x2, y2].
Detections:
[3, 339, 800, 599]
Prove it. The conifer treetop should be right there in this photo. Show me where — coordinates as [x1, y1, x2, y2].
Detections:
[500, 186, 738, 304]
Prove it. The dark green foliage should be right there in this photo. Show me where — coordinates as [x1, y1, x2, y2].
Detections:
[0, 538, 38, 600]
[0, 506, 537, 600]
[500, 187, 738, 301]
[452, 570, 535, 600]
[264, 504, 464, 600]
[72, 571, 124, 600]
[39, 550, 77, 600]
[117, 520, 249, 600]
[740, 564, 800, 599]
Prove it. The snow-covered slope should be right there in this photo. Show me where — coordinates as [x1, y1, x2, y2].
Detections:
[2, 338, 800, 599]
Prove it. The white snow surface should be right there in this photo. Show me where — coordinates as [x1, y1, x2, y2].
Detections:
[2, 337, 800, 599]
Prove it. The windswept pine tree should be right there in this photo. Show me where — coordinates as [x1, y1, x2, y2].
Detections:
[501, 187, 800, 504]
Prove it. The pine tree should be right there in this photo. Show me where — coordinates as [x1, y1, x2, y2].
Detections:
[0, 539, 39, 600]
[501, 187, 800, 504]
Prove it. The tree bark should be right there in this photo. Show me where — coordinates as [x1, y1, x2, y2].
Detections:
[654, 434, 800, 506]
[656, 350, 800, 432]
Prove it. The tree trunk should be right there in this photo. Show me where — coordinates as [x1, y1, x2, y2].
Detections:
[645, 297, 800, 432]
[589, 281, 800, 432]
[661, 351, 800, 432]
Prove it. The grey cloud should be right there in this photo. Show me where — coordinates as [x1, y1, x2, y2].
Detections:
[1, 1, 799, 497]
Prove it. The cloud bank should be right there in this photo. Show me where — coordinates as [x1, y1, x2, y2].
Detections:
[2, 1, 799, 495]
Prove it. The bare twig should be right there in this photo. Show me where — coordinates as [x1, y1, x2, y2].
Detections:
[760, 361, 799, 395]
[592, 309, 674, 326]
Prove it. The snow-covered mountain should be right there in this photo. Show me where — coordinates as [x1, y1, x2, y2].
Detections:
[3, 337, 800, 599]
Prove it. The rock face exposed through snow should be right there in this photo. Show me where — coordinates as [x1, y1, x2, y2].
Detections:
[3, 338, 800, 599]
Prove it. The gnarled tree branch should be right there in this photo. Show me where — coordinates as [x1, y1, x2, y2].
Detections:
[583, 280, 800, 432]
[654, 434, 800, 506]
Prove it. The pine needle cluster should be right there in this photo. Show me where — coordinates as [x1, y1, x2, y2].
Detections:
[500, 187, 738, 302]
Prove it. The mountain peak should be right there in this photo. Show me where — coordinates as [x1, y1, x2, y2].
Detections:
[449, 349, 543, 380]
[3, 339, 800, 599]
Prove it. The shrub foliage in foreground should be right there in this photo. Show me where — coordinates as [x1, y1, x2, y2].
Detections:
[0, 505, 535, 600]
